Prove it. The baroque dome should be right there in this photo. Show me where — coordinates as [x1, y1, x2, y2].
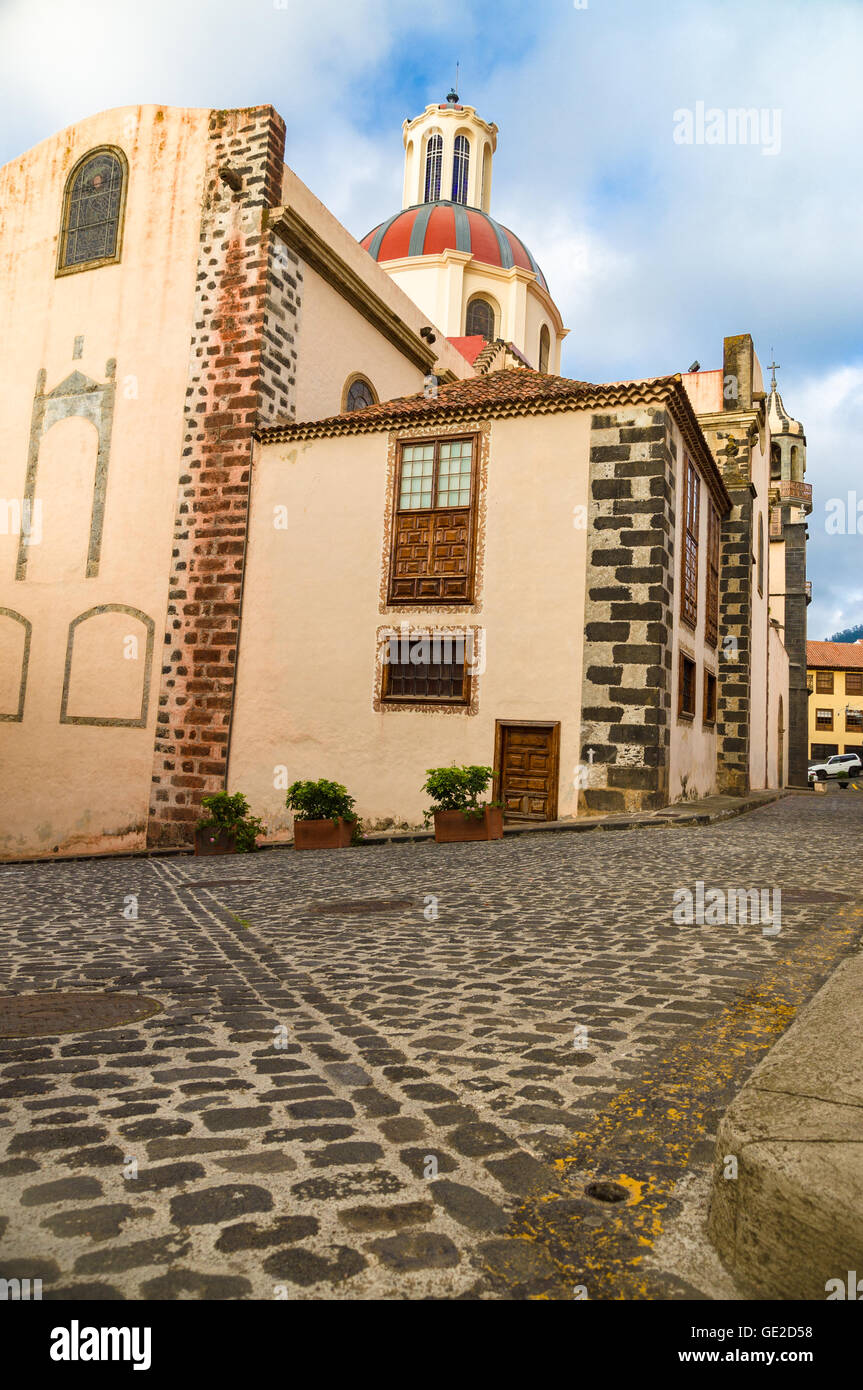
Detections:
[361, 201, 548, 293]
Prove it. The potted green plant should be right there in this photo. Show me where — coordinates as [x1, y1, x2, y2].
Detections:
[837, 769, 850, 790]
[422, 765, 504, 843]
[194, 791, 266, 856]
[287, 779, 358, 850]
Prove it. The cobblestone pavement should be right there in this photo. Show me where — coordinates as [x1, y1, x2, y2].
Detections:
[1, 790, 861, 1300]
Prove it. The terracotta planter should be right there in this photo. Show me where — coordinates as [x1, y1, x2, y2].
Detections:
[293, 817, 354, 850]
[194, 827, 238, 856]
[433, 806, 504, 843]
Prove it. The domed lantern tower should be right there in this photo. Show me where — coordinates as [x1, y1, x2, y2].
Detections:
[361, 91, 567, 372]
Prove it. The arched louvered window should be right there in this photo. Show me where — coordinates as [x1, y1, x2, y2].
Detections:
[424, 133, 443, 202]
[452, 135, 470, 205]
[344, 375, 377, 412]
[539, 325, 551, 373]
[57, 147, 128, 275]
[466, 298, 494, 341]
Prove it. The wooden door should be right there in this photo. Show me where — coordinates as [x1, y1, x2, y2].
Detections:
[494, 721, 560, 823]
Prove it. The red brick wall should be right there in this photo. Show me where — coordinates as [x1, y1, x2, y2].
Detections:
[146, 106, 289, 847]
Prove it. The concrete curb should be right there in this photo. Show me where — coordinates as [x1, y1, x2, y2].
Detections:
[357, 790, 785, 846]
[0, 791, 786, 865]
[707, 940, 863, 1300]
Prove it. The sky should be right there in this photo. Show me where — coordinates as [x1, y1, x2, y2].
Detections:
[1, 0, 860, 638]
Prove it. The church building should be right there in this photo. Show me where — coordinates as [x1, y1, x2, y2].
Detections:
[0, 93, 808, 857]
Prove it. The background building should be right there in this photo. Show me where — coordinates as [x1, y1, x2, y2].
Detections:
[807, 640, 863, 761]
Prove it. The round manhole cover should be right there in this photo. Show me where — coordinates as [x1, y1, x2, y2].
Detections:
[0, 992, 162, 1038]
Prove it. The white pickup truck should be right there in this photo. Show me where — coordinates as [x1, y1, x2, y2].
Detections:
[808, 752, 862, 784]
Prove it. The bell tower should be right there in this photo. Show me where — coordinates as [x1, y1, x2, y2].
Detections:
[401, 91, 498, 211]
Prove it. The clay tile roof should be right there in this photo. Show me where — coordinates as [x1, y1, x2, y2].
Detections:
[807, 640, 863, 670]
[255, 367, 731, 511]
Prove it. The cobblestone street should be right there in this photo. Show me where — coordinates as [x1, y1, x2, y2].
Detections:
[1, 791, 861, 1300]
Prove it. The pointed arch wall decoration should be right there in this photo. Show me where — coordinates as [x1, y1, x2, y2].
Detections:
[16, 361, 117, 582]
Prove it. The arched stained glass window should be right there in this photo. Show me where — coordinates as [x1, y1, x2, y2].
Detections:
[452, 135, 470, 205]
[466, 298, 494, 341]
[345, 376, 376, 412]
[424, 133, 443, 202]
[539, 325, 551, 373]
[58, 147, 127, 275]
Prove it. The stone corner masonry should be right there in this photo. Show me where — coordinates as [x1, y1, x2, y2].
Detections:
[146, 106, 299, 848]
[578, 407, 677, 815]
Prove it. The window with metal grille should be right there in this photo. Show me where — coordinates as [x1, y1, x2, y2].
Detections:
[58, 147, 127, 274]
[381, 633, 469, 704]
[424, 133, 443, 202]
[680, 459, 700, 629]
[465, 297, 494, 340]
[389, 436, 476, 604]
[705, 503, 720, 648]
[846, 672, 863, 694]
[452, 135, 470, 205]
[678, 652, 696, 718]
[703, 670, 717, 724]
[816, 670, 834, 693]
[816, 708, 834, 730]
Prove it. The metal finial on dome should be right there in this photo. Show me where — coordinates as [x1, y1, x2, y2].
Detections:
[768, 350, 781, 391]
[447, 89, 459, 104]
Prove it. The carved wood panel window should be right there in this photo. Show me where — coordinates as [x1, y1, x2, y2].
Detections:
[703, 670, 717, 724]
[678, 652, 696, 719]
[815, 708, 834, 730]
[57, 148, 127, 275]
[705, 502, 720, 648]
[815, 670, 834, 693]
[389, 436, 477, 604]
[846, 672, 863, 695]
[681, 458, 700, 630]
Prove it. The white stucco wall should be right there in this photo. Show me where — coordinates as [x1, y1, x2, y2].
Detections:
[229, 409, 593, 836]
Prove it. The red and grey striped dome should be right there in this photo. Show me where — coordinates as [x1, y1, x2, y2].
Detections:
[361, 202, 548, 292]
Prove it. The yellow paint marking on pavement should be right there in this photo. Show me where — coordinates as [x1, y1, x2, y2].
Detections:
[481, 905, 862, 1300]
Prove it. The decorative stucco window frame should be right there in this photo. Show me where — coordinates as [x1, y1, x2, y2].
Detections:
[373, 623, 483, 716]
[379, 420, 489, 615]
[55, 145, 129, 278]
